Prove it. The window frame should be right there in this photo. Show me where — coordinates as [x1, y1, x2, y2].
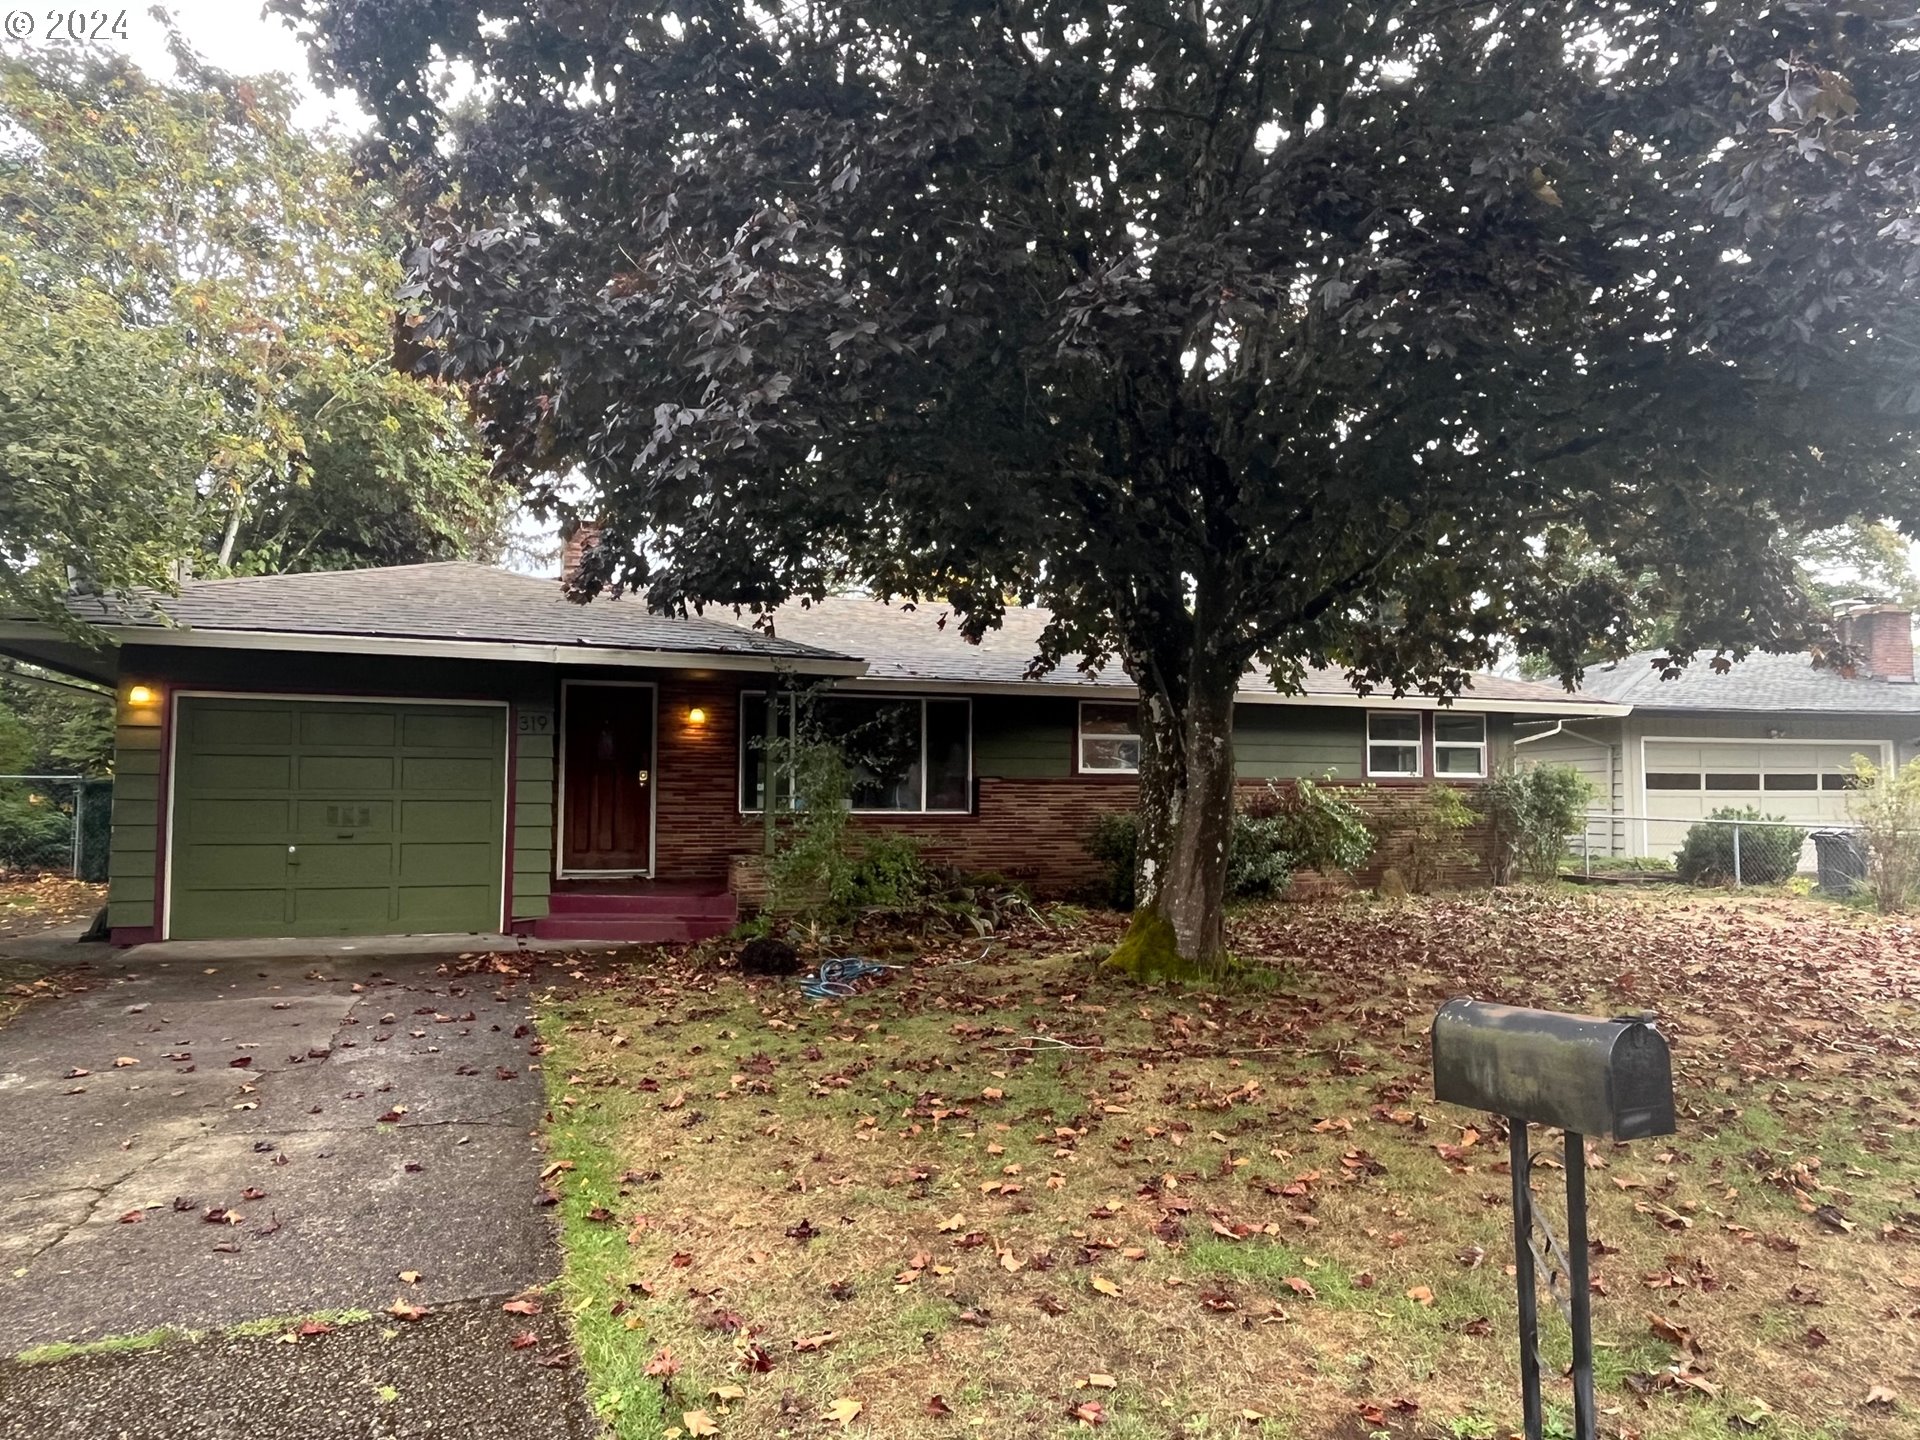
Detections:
[1365, 710, 1425, 780]
[1077, 700, 1143, 775]
[1431, 712, 1488, 779]
[738, 691, 974, 816]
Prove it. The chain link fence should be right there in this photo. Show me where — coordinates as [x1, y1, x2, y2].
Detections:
[0, 775, 113, 882]
[1567, 809, 1864, 887]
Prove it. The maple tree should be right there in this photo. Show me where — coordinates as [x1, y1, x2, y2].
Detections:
[282, 1, 1920, 974]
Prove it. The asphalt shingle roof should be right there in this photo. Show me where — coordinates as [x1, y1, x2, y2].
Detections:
[762, 595, 1588, 705]
[1579, 649, 1920, 714]
[67, 562, 851, 664]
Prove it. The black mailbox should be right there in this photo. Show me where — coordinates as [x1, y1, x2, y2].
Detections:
[1432, 999, 1678, 1440]
[1432, 998, 1674, 1142]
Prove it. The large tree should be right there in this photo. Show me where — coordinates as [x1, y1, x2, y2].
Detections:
[0, 43, 508, 596]
[284, 0, 1920, 974]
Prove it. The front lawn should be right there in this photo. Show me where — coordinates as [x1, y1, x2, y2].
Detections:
[535, 889, 1920, 1440]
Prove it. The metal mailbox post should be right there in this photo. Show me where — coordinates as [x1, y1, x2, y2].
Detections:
[1432, 1000, 1675, 1440]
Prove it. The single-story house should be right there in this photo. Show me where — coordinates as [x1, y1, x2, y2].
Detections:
[1, 561, 1623, 945]
[1522, 602, 1920, 861]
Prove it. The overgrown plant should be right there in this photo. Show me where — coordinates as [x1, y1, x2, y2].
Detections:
[1673, 807, 1807, 888]
[1380, 784, 1478, 895]
[1844, 756, 1920, 913]
[1088, 779, 1375, 912]
[1482, 763, 1596, 883]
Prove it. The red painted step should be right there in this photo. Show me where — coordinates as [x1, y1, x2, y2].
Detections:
[528, 914, 735, 943]
[547, 890, 738, 920]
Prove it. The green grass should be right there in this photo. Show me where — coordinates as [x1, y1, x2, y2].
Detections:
[12, 1307, 379, 1366]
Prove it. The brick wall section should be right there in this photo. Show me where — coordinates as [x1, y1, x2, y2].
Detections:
[647, 677, 1498, 896]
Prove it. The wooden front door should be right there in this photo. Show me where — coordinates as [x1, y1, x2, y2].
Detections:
[560, 684, 654, 873]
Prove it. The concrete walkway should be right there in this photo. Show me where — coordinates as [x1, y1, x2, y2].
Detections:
[0, 937, 595, 1436]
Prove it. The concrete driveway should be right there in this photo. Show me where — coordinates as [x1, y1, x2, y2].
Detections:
[0, 939, 594, 1437]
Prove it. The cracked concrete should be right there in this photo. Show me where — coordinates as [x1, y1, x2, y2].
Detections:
[0, 948, 561, 1354]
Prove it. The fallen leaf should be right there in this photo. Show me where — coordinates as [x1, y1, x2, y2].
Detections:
[682, 1410, 720, 1437]
[825, 1397, 863, 1427]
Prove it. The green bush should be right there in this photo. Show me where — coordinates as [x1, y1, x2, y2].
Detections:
[843, 831, 933, 911]
[1674, 807, 1807, 886]
[1482, 762, 1596, 882]
[1085, 779, 1375, 910]
[0, 790, 71, 872]
[1379, 783, 1478, 893]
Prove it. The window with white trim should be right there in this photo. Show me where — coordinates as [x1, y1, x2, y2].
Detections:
[740, 693, 972, 813]
[1078, 702, 1141, 773]
[1433, 713, 1488, 777]
[1366, 712, 1423, 778]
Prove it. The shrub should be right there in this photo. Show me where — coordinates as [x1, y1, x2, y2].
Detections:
[0, 788, 72, 873]
[1481, 762, 1596, 882]
[1844, 755, 1920, 912]
[1245, 777, 1376, 874]
[1380, 783, 1478, 894]
[1085, 779, 1374, 910]
[1673, 807, 1807, 887]
[842, 831, 933, 911]
[1086, 811, 1140, 909]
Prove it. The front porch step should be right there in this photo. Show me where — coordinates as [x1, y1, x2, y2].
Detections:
[548, 890, 737, 919]
[528, 913, 736, 943]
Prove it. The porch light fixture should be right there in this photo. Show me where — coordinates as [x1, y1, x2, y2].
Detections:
[687, 706, 708, 726]
[126, 684, 157, 707]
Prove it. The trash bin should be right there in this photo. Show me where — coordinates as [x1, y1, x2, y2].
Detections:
[1810, 829, 1868, 896]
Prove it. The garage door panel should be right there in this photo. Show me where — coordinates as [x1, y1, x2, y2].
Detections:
[300, 709, 399, 747]
[190, 705, 294, 747]
[183, 798, 290, 837]
[402, 712, 497, 749]
[401, 799, 494, 834]
[297, 754, 396, 790]
[175, 844, 289, 888]
[394, 886, 495, 927]
[296, 799, 393, 833]
[402, 755, 497, 792]
[292, 843, 395, 886]
[183, 753, 291, 790]
[170, 698, 504, 940]
[400, 841, 495, 884]
[291, 887, 397, 925]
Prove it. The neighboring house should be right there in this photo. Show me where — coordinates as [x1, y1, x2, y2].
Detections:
[0, 562, 1620, 945]
[1524, 603, 1920, 862]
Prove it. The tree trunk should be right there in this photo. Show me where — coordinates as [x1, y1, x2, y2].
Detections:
[1105, 668, 1239, 980]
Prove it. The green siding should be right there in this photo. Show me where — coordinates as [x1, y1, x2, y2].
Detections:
[168, 697, 507, 940]
[510, 718, 555, 919]
[972, 697, 1076, 778]
[1233, 705, 1365, 780]
[106, 694, 164, 930]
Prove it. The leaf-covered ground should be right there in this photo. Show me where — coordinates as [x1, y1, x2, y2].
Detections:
[0, 872, 102, 937]
[534, 889, 1920, 1440]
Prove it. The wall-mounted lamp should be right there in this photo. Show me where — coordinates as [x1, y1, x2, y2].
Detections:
[126, 684, 157, 707]
[686, 706, 708, 726]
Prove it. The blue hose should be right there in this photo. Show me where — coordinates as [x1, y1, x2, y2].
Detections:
[797, 956, 893, 1000]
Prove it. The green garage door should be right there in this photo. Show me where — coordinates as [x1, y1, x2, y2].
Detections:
[168, 697, 506, 940]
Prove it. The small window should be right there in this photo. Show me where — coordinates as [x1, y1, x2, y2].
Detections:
[1079, 702, 1141, 774]
[1646, 773, 1703, 790]
[1762, 773, 1819, 791]
[1366, 712, 1422, 778]
[1704, 773, 1761, 791]
[1433, 713, 1487, 778]
[1823, 772, 1866, 791]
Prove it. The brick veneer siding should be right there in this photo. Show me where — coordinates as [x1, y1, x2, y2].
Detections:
[647, 676, 1498, 897]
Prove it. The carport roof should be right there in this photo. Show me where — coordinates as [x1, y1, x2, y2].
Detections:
[50, 562, 860, 671]
[1580, 649, 1920, 713]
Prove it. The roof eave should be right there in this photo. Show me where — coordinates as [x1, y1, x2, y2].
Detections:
[838, 673, 1629, 715]
[0, 622, 869, 678]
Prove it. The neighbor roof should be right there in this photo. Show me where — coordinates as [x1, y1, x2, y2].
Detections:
[763, 595, 1610, 712]
[59, 562, 855, 668]
[1579, 649, 1920, 714]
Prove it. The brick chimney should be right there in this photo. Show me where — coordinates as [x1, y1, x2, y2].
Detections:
[1837, 602, 1915, 682]
[558, 519, 603, 588]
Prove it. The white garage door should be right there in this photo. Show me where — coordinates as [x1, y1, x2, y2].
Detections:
[1642, 740, 1885, 862]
